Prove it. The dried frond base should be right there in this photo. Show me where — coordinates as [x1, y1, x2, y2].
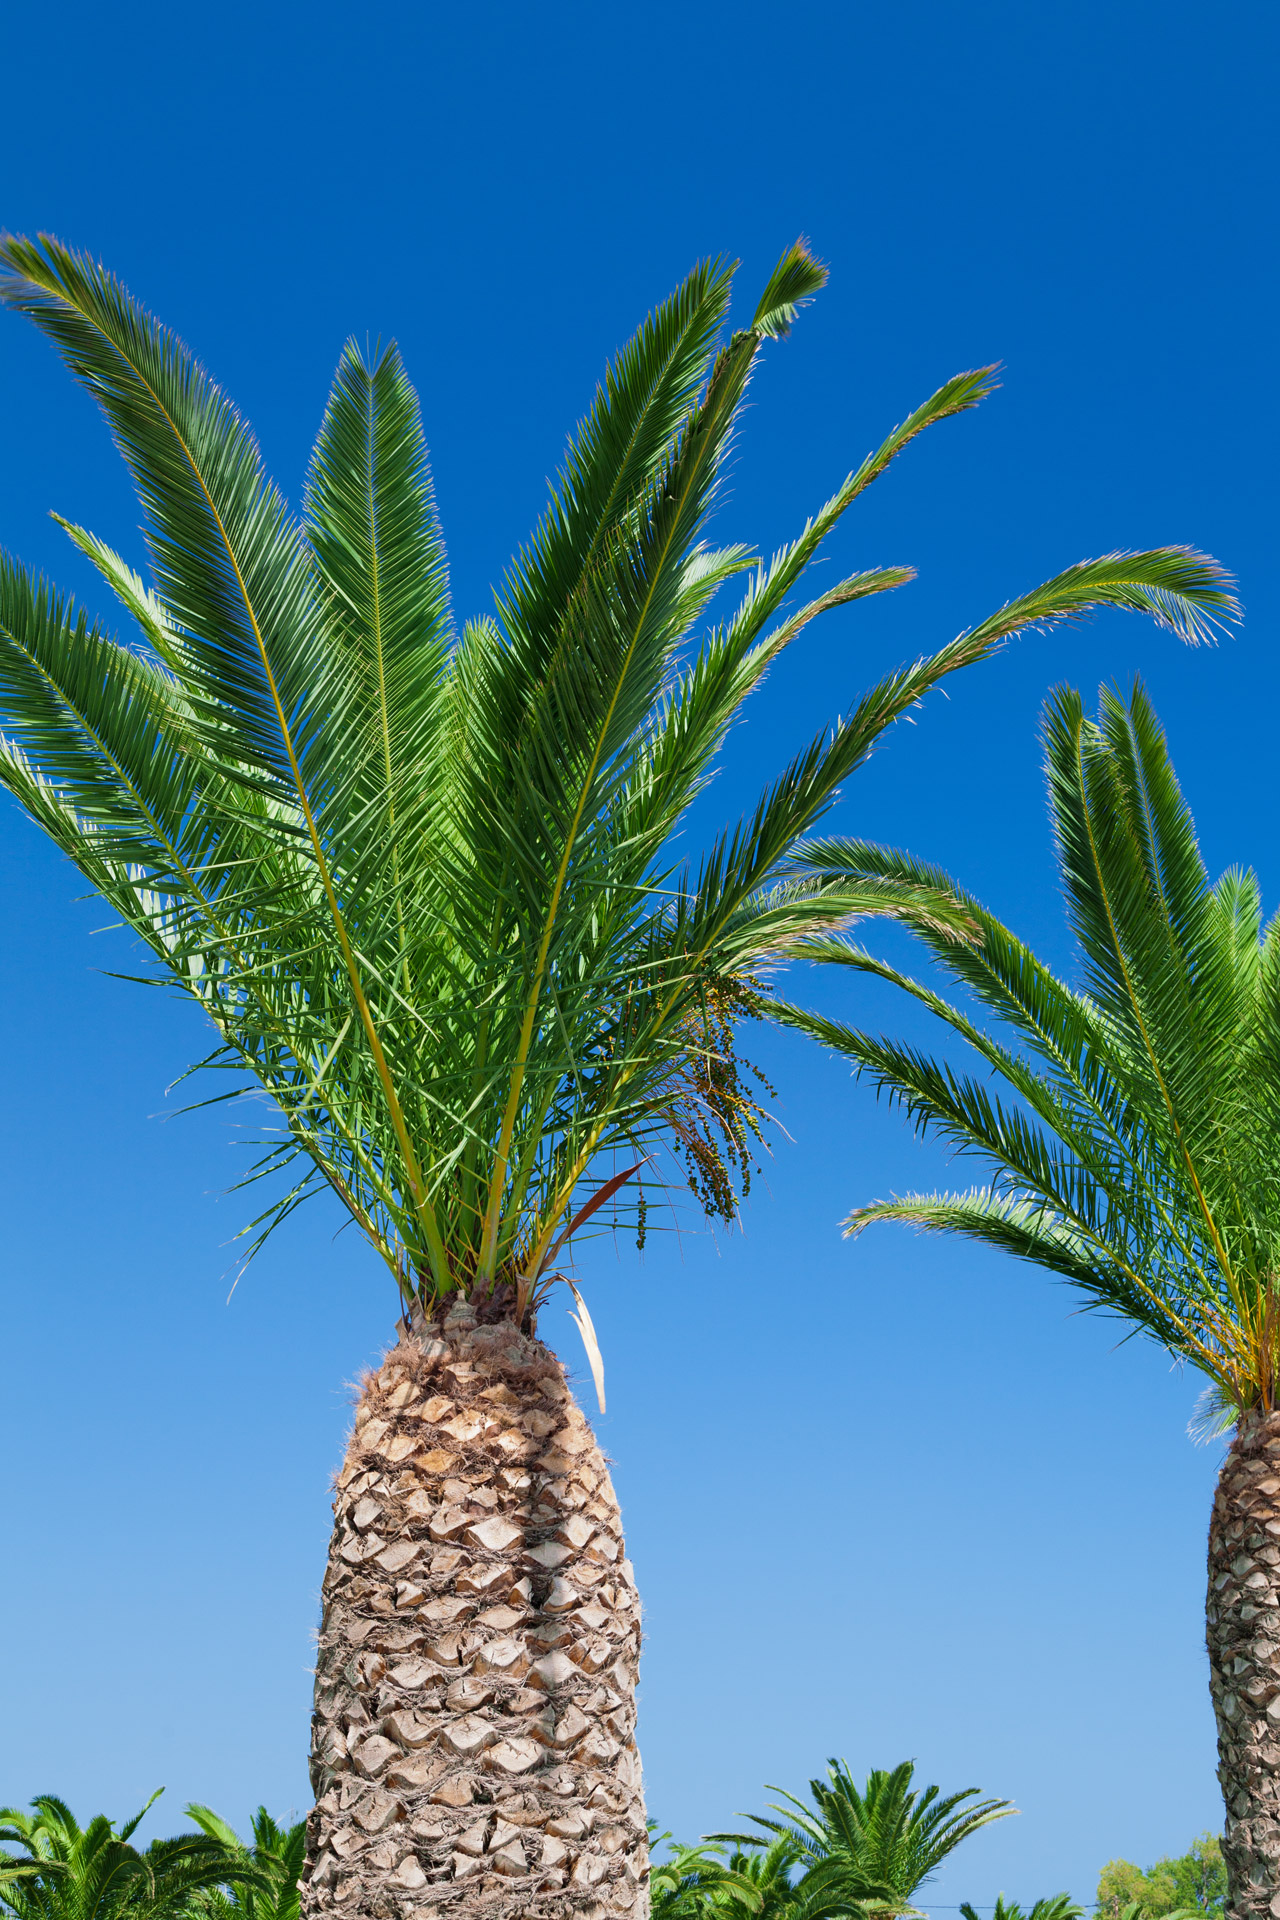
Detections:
[1207, 1409, 1280, 1917]
[301, 1298, 648, 1920]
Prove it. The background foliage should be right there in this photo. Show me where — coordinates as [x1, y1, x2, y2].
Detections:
[1096, 1835, 1225, 1920]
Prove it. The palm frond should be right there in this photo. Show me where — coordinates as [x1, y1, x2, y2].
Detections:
[0, 236, 324, 790]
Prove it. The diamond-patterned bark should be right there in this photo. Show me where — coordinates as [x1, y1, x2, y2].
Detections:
[301, 1297, 648, 1920]
[1208, 1410, 1280, 1919]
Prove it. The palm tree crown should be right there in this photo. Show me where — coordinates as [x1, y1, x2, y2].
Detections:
[787, 679, 1280, 1423]
[0, 1794, 247, 1920]
[649, 1839, 769, 1920]
[959, 1898, 1083, 1920]
[0, 234, 1234, 1322]
[714, 1758, 1016, 1919]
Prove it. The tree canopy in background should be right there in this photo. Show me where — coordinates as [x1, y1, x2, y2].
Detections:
[1096, 1835, 1225, 1920]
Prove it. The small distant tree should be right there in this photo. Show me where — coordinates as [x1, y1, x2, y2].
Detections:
[1171, 1837, 1229, 1917]
[1097, 1837, 1226, 1920]
[1098, 1862, 1167, 1919]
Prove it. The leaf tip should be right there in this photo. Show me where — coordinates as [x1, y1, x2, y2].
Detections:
[751, 237, 829, 340]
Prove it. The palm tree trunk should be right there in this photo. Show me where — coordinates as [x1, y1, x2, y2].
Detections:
[300, 1293, 649, 1920]
[1207, 1408, 1280, 1918]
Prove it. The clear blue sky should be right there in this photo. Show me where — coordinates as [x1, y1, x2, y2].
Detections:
[1, 0, 1274, 1906]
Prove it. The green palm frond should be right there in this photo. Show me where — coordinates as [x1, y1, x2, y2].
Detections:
[959, 1896, 1084, 1920]
[650, 1839, 768, 1920]
[716, 1760, 1014, 1919]
[184, 1806, 304, 1920]
[0, 1794, 258, 1920]
[716, 1833, 807, 1920]
[793, 678, 1280, 1414]
[0, 238, 325, 790]
[305, 337, 454, 925]
[0, 231, 1235, 1323]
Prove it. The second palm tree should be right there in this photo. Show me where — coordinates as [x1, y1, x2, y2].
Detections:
[787, 684, 1278, 1919]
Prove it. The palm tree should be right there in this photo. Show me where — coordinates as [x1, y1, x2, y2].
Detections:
[0, 228, 1231, 1920]
[959, 1898, 1083, 1920]
[714, 1759, 1015, 1919]
[0, 1794, 248, 1920]
[184, 1808, 305, 1920]
[649, 1839, 766, 1920]
[718, 1834, 808, 1920]
[782, 682, 1277, 1918]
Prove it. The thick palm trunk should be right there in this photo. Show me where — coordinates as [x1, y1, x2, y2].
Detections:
[301, 1294, 648, 1920]
[1207, 1408, 1280, 1918]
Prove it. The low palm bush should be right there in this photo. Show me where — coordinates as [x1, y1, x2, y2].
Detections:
[714, 1758, 1015, 1920]
[0, 1796, 251, 1920]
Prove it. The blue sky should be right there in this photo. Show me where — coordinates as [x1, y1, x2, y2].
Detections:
[1, 0, 1275, 1905]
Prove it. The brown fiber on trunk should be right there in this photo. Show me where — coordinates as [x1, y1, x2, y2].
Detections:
[1207, 1408, 1280, 1919]
[300, 1294, 648, 1920]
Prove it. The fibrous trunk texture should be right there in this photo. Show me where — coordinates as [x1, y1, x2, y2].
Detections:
[301, 1295, 648, 1920]
[1208, 1409, 1280, 1918]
